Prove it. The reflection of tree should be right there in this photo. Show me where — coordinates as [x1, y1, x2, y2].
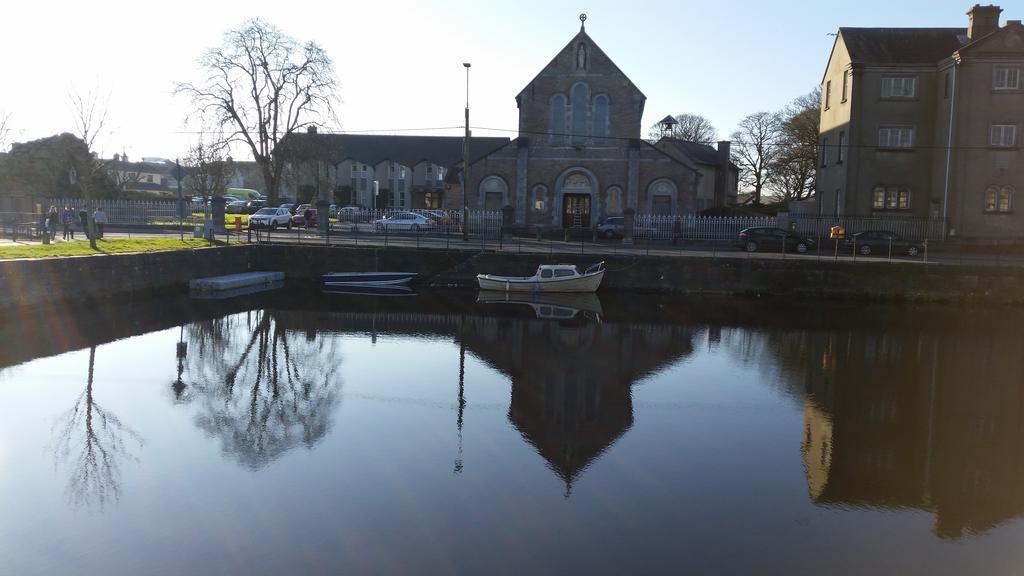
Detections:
[182, 309, 343, 470]
[52, 346, 143, 509]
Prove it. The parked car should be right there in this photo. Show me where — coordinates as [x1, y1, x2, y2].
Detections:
[329, 204, 338, 218]
[596, 216, 625, 238]
[337, 205, 365, 222]
[225, 200, 248, 214]
[738, 227, 816, 254]
[248, 207, 293, 229]
[241, 200, 267, 214]
[279, 202, 300, 215]
[292, 206, 318, 227]
[221, 195, 242, 204]
[372, 212, 433, 232]
[845, 230, 922, 257]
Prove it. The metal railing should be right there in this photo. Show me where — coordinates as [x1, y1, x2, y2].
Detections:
[790, 214, 947, 242]
[633, 214, 777, 242]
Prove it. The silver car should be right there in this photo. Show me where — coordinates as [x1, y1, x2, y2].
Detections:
[372, 212, 433, 232]
[248, 207, 293, 229]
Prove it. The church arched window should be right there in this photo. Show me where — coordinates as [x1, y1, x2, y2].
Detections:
[550, 95, 566, 145]
[571, 83, 590, 144]
[592, 95, 609, 139]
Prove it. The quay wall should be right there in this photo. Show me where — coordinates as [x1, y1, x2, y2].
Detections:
[5, 245, 1024, 311]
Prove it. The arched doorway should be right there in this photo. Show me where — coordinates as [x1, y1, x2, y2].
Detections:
[480, 176, 508, 211]
[560, 172, 593, 228]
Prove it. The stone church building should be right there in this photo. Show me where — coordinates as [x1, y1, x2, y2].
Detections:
[280, 18, 722, 228]
[454, 18, 703, 227]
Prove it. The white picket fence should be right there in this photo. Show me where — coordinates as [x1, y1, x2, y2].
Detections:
[633, 214, 777, 242]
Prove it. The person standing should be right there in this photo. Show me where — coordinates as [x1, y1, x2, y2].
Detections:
[303, 206, 313, 228]
[46, 205, 59, 241]
[93, 206, 108, 238]
[61, 205, 76, 240]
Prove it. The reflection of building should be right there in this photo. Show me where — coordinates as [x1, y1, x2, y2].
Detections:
[271, 304, 697, 491]
[789, 327, 1024, 538]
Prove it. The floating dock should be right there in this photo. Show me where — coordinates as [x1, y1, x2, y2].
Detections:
[189, 271, 285, 293]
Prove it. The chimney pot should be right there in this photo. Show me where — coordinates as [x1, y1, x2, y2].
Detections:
[967, 4, 1002, 40]
[307, 126, 318, 134]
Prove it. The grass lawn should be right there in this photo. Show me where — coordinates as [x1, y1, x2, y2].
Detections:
[0, 237, 226, 260]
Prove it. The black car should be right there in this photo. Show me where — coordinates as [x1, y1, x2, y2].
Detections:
[738, 227, 816, 254]
[243, 200, 267, 214]
[845, 230, 922, 257]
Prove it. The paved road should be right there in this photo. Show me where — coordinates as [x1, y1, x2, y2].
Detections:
[5, 227, 1024, 268]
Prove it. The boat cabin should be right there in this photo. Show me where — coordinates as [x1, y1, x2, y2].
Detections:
[536, 265, 581, 279]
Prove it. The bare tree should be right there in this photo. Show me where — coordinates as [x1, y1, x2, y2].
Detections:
[175, 19, 339, 204]
[67, 89, 114, 200]
[0, 111, 11, 152]
[648, 113, 718, 144]
[768, 88, 821, 203]
[730, 111, 784, 206]
[184, 133, 232, 208]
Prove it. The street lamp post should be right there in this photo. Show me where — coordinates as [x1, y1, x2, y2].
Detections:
[462, 62, 471, 241]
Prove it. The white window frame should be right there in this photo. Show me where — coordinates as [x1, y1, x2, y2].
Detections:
[993, 67, 1021, 90]
[878, 126, 915, 149]
[990, 124, 1017, 147]
[880, 76, 917, 98]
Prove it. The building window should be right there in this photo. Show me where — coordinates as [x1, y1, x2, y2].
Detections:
[841, 72, 849, 102]
[551, 95, 567, 145]
[872, 185, 911, 210]
[531, 184, 547, 212]
[821, 137, 829, 167]
[990, 124, 1017, 147]
[145, 174, 153, 183]
[878, 126, 914, 149]
[985, 185, 1013, 213]
[881, 76, 917, 98]
[571, 83, 590, 144]
[993, 67, 1021, 90]
[607, 186, 622, 214]
[837, 131, 846, 163]
[825, 80, 832, 110]
[592, 95, 609, 139]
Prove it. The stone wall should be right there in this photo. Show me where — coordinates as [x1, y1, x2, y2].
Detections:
[5, 245, 1024, 313]
[0, 246, 253, 311]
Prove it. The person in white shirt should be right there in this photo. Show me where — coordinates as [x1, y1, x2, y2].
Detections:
[93, 207, 108, 238]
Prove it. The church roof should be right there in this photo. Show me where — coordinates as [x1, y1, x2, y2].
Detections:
[658, 138, 739, 171]
[516, 26, 646, 102]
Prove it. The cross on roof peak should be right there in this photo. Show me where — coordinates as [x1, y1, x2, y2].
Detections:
[580, 13, 587, 31]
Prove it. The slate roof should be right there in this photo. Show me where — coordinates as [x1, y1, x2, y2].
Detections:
[658, 138, 738, 170]
[839, 27, 967, 64]
[279, 133, 510, 168]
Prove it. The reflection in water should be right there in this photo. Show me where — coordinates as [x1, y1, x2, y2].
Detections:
[51, 346, 143, 509]
[179, 310, 343, 470]
[723, 319, 1024, 539]
[459, 307, 697, 493]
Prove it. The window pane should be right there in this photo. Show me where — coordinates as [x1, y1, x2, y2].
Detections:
[886, 187, 899, 209]
[1000, 186, 1012, 212]
[898, 189, 911, 210]
[985, 187, 998, 211]
[873, 187, 886, 209]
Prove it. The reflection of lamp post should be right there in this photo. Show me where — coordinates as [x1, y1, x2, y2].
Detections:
[173, 325, 188, 400]
[462, 62, 471, 241]
[455, 316, 466, 473]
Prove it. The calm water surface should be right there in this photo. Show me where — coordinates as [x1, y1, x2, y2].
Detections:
[2, 289, 1024, 575]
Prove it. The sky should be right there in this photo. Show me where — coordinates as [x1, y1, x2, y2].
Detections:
[0, 0, 999, 161]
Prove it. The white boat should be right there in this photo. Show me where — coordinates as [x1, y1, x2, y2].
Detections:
[321, 272, 416, 287]
[476, 262, 605, 293]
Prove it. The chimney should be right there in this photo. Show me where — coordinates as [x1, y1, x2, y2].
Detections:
[967, 4, 1002, 40]
[307, 125, 318, 134]
[715, 141, 731, 208]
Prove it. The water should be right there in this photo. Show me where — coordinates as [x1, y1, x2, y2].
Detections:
[2, 289, 1024, 575]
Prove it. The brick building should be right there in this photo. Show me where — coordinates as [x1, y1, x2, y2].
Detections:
[450, 17, 706, 228]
